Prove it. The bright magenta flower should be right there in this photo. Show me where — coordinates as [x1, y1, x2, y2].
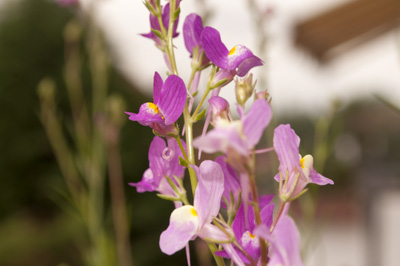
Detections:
[125, 72, 186, 136]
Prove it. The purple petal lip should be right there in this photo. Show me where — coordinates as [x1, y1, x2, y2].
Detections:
[125, 103, 164, 126]
[201, 27, 263, 75]
[236, 55, 264, 77]
[201, 27, 230, 69]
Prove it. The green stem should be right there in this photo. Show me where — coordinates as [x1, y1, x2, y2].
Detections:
[175, 135, 188, 161]
[187, 65, 198, 95]
[270, 200, 286, 233]
[191, 66, 217, 118]
[167, 0, 178, 75]
[207, 243, 226, 266]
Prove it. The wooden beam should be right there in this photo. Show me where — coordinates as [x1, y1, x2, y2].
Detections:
[295, 0, 400, 61]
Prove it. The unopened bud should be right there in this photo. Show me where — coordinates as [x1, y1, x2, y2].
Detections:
[235, 74, 256, 106]
[255, 90, 271, 103]
[209, 96, 230, 123]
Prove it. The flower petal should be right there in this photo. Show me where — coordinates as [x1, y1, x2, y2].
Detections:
[158, 75, 186, 125]
[125, 103, 164, 126]
[269, 215, 303, 266]
[148, 136, 167, 180]
[128, 168, 157, 192]
[260, 202, 274, 229]
[215, 156, 240, 208]
[273, 124, 302, 175]
[236, 54, 264, 77]
[183, 13, 204, 55]
[193, 160, 224, 228]
[159, 205, 198, 255]
[153, 72, 163, 104]
[193, 122, 248, 156]
[165, 138, 186, 178]
[198, 223, 230, 241]
[309, 168, 334, 185]
[228, 45, 262, 73]
[242, 99, 272, 148]
[220, 244, 246, 266]
[201, 27, 230, 69]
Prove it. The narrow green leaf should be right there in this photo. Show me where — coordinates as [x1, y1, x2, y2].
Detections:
[193, 108, 207, 122]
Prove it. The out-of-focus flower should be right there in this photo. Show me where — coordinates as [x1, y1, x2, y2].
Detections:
[216, 195, 274, 264]
[254, 210, 303, 266]
[141, 3, 180, 47]
[159, 160, 227, 255]
[129, 136, 185, 196]
[125, 72, 186, 136]
[193, 99, 272, 171]
[273, 124, 334, 201]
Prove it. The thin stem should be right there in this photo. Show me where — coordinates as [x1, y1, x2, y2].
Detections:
[175, 135, 188, 161]
[270, 200, 286, 233]
[247, 155, 268, 266]
[167, 0, 178, 75]
[187, 65, 198, 96]
[183, 103, 198, 194]
[254, 147, 274, 154]
[191, 66, 216, 119]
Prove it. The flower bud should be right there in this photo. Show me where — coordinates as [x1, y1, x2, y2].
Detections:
[208, 96, 230, 124]
[235, 74, 256, 106]
[255, 90, 271, 102]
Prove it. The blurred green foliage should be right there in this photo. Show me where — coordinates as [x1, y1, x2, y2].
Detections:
[0, 0, 188, 265]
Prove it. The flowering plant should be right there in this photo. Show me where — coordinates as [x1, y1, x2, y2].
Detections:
[127, 1, 334, 265]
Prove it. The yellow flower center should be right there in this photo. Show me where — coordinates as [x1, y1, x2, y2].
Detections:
[228, 46, 236, 56]
[248, 232, 255, 239]
[148, 102, 159, 113]
[190, 207, 198, 217]
[300, 157, 305, 169]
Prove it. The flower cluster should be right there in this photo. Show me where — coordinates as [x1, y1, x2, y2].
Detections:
[126, 2, 334, 265]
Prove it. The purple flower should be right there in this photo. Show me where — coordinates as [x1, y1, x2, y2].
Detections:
[125, 72, 186, 136]
[254, 211, 303, 266]
[216, 195, 274, 264]
[159, 160, 227, 255]
[141, 3, 180, 46]
[193, 99, 272, 170]
[129, 136, 185, 196]
[201, 27, 263, 77]
[273, 124, 334, 201]
[183, 13, 210, 66]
